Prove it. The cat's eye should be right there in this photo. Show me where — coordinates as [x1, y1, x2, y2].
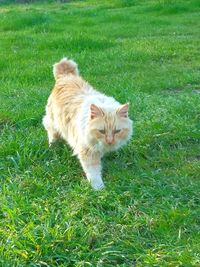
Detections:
[114, 129, 121, 134]
[99, 129, 105, 134]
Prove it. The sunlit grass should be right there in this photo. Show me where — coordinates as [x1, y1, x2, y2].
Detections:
[0, 0, 200, 266]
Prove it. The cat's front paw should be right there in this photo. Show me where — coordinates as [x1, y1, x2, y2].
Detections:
[91, 181, 105, 190]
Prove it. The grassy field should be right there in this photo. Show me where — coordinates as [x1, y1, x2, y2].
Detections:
[1, 0, 200, 266]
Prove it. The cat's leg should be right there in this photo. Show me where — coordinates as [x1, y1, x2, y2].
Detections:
[43, 115, 59, 146]
[79, 152, 104, 190]
[47, 128, 60, 146]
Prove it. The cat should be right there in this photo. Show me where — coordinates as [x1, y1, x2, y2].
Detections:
[43, 57, 133, 190]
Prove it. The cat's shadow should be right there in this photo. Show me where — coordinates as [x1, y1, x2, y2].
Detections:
[46, 140, 77, 165]
[46, 141, 136, 189]
[103, 147, 136, 173]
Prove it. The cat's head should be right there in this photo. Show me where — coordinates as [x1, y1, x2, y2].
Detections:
[88, 103, 132, 147]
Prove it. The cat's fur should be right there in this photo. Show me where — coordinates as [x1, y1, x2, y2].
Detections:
[43, 58, 133, 189]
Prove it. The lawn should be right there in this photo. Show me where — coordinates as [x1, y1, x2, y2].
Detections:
[0, 0, 200, 266]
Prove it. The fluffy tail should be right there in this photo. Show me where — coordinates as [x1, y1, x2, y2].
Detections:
[53, 57, 79, 80]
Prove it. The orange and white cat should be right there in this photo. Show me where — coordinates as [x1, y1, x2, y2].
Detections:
[43, 58, 133, 190]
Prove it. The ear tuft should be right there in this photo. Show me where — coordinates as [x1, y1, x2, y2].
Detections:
[90, 104, 103, 119]
[117, 103, 129, 118]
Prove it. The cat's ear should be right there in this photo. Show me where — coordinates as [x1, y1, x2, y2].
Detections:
[90, 104, 103, 119]
[117, 103, 129, 118]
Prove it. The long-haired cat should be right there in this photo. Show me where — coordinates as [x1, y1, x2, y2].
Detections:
[43, 58, 133, 190]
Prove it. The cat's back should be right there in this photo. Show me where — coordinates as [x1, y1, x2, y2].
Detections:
[81, 91, 120, 114]
[51, 75, 87, 105]
[44, 75, 89, 134]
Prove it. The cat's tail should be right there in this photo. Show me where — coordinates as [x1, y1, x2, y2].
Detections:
[53, 57, 79, 80]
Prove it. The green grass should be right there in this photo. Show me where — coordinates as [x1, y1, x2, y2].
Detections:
[1, 0, 200, 266]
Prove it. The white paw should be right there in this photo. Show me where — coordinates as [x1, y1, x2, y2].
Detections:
[91, 181, 105, 190]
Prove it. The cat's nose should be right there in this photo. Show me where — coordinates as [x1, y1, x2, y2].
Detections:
[106, 138, 114, 145]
